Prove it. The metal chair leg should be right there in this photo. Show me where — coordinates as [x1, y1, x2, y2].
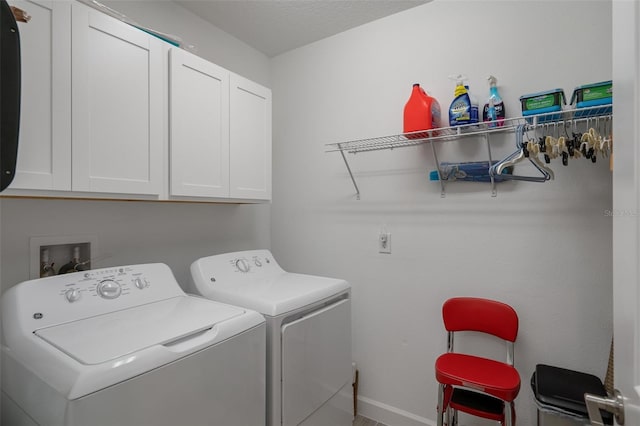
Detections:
[437, 384, 445, 426]
[504, 401, 513, 426]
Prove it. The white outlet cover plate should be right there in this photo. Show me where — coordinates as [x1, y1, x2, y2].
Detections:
[379, 232, 391, 254]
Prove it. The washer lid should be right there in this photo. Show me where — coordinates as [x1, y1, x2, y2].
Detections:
[35, 296, 245, 365]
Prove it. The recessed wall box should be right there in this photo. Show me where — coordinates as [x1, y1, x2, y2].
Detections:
[30, 235, 97, 279]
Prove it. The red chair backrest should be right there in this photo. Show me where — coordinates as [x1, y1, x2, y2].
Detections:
[442, 297, 518, 342]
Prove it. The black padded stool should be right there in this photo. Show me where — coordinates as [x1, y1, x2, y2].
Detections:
[531, 364, 613, 425]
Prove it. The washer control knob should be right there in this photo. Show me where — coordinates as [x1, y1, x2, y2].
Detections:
[254, 259, 262, 267]
[235, 258, 250, 273]
[97, 280, 122, 299]
[65, 288, 81, 303]
[134, 277, 147, 289]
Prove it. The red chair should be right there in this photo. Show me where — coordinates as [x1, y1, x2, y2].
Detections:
[435, 297, 521, 426]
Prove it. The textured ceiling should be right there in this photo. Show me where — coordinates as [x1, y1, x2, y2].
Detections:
[174, 0, 430, 57]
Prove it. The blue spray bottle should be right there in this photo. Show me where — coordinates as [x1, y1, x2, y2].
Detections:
[482, 75, 505, 126]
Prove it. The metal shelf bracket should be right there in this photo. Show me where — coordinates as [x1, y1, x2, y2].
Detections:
[338, 144, 360, 200]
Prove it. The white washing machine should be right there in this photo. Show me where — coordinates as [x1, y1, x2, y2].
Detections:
[190, 249, 352, 426]
[1, 263, 266, 426]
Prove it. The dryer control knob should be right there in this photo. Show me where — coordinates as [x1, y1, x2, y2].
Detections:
[97, 279, 122, 299]
[235, 258, 250, 273]
[65, 288, 81, 303]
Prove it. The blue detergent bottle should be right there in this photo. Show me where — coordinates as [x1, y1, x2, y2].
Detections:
[448, 75, 477, 126]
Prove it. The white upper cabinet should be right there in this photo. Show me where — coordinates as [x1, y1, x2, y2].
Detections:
[229, 74, 272, 200]
[4, 1, 271, 202]
[169, 48, 230, 198]
[169, 49, 272, 202]
[7, 0, 71, 191]
[71, 2, 163, 195]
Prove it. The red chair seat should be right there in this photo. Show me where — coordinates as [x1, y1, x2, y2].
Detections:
[435, 353, 521, 402]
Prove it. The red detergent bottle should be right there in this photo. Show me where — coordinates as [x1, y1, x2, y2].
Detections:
[403, 83, 441, 139]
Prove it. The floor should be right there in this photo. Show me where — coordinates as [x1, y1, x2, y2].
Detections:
[353, 414, 389, 426]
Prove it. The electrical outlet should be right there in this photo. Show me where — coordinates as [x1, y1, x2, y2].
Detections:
[378, 232, 391, 254]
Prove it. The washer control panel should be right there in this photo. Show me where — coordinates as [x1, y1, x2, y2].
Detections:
[6, 263, 185, 330]
[57, 266, 153, 303]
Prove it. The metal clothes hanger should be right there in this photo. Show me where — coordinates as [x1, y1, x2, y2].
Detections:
[490, 124, 553, 182]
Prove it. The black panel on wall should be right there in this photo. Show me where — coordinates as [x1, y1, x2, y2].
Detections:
[0, 0, 21, 192]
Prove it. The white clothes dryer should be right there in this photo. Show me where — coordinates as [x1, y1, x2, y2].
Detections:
[1, 263, 266, 426]
[190, 249, 352, 426]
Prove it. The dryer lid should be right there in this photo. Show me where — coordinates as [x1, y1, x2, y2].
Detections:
[35, 296, 245, 365]
[190, 249, 351, 316]
[197, 271, 349, 317]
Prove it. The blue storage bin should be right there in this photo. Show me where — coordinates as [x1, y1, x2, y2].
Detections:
[520, 89, 566, 123]
[570, 80, 612, 118]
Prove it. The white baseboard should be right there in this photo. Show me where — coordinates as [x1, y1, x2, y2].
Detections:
[357, 395, 435, 426]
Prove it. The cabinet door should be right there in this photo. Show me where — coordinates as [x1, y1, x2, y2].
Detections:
[8, 0, 71, 191]
[229, 74, 272, 200]
[71, 3, 162, 195]
[169, 48, 230, 198]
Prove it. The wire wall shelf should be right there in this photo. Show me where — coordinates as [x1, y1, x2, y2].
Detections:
[326, 104, 613, 199]
[326, 105, 613, 154]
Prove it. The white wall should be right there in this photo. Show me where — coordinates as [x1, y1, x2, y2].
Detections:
[270, 1, 613, 425]
[0, 198, 269, 289]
